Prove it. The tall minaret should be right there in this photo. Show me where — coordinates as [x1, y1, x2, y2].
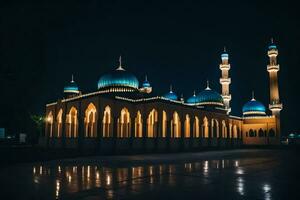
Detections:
[219, 47, 231, 114]
[267, 39, 282, 137]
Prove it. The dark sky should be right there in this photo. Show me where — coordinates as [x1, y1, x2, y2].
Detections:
[1, 0, 299, 135]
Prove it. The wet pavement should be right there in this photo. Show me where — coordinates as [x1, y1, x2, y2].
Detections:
[0, 149, 299, 200]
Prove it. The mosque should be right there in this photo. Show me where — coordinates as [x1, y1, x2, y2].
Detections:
[41, 40, 282, 153]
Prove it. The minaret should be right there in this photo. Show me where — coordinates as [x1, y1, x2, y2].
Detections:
[219, 47, 231, 114]
[267, 39, 282, 138]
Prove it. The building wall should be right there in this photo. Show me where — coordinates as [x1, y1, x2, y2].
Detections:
[43, 94, 244, 153]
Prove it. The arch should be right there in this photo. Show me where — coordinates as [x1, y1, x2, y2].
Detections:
[46, 111, 54, 137]
[162, 111, 167, 138]
[84, 103, 97, 138]
[66, 107, 78, 138]
[269, 128, 276, 137]
[229, 123, 233, 138]
[56, 109, 62, 137]
[147, 109, 158, 138]
[171, 112, 181, 138]
[102, 106, 113, 137]
[258, 128, 264, 137]
[249, 129, 256, 137]
[202, 117, 209, 138]
[184, 114, 191, 138]
[222, 120, 227, 138]
[117, 108, 131, 138]
[211, 119, 219, 138]
[233, 125, 238, 138]
[134, 111, 142, 138]
[193, 116, 200, 138]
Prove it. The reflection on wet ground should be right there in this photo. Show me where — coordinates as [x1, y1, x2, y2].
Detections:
[1, 149, 299, 200]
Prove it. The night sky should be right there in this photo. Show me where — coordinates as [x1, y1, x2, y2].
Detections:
[1, 1, 299, 135]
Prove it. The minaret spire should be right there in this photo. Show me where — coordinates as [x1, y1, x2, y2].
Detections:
[251, 91, 255, 100]
[219, 47, 231, 114]
[116, 55, 125, 70]
[206, 80, 210, 90]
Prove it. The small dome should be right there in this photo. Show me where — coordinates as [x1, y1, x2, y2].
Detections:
[163, 86, 178, 101]
[242, 98, 266, 116]
[221, 53, 229, 59]
[186, 91, 198, 104]
[142, 76, 151, 88]
[196, 84, 223, 106]
[64, 76, 79, 94]
[268, 44, 277, 50]
[97, 58, 139, 90]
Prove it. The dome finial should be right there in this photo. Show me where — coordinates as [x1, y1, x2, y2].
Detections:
[170, 85, 173, 93]
[251, 90, 255, 101]
[224, 46, 226, 52]
[205, 80, 211, 90]
[145, 75, 148, 81]
[71, 74, 74, 83]
[193, 90, 196, 96]
[271, 37, 274, 44]
[116, 55, 125, 70]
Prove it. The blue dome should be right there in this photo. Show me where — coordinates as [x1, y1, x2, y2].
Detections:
[64, 79, 79, 94]
[97, 67, 139, 90]
[197, 87, 223, 106]
[163, 91, 178, 101]
[242, 98, 266, 116]
[142, 79, 151, 88]
[187, 93, 199, 104]
[268, 44, 277, 50]
[221, 53, 229, 59]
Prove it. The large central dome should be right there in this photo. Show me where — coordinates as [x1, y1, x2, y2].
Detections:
[97, 60, 139, 90]
[196, 84, 223, 106]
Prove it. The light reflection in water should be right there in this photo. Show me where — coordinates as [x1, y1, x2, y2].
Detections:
[30, 159, 273, 200]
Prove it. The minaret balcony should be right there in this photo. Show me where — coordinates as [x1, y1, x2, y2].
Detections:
[268, 49, 278, 57]
[222, 94, 231, 101]
[267, 64, 279, 72]
[269, 103, 283, 111]
[219, 64, 230, 70]
[220, 78, 231, 84]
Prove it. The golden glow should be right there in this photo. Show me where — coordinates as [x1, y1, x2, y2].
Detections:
[171, 112, 181, 138]
[117, 108, 131, 138]
[211, 119, 219, 138]
[193, 116, 200, 138]
[147, 109, 158, 138]
[162, 111, 167, 138]
[222, 120, 227, 138]
[184, 114, 191, 138]
[203, 117, 209, 138]
[102, 106, 112, 137]
[66, 107, 78, 138]
[135, 111, 143, 137]
[84, 103, 97, 138]
[46, 112, 53, 137]
[56, 109, 62, 137]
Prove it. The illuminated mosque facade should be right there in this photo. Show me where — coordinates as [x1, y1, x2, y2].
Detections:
[42, 41, 282, 153]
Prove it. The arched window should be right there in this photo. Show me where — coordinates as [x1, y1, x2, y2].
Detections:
[46, 111, 53, 137]
[171, 112, 181, 138]
[56, 109, 62, 138]
[211, 119, 219, 138]
[102, 106, 112, 137]
[66, 107, 78, 138]
[229, 123, 233, 138]
[193, 116, 200, 138]
[147, 109, 158, 138]
[222, 120, 227, 138]
[135, 111, 142, 138]
[84, 103, 97, 138]
[269, 128, 276, 137]
[162, 111, 167, 138]
[258, 129, 264, 137]
[233, 125, 238, 138]
[118, 108, 131, 138]
[249, 129, 255, 137]
[202, 117, 209, 138]
[184, 114, 191, 138]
